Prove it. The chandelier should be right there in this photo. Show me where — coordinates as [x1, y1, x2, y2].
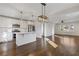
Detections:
[38, 3, 48, 22]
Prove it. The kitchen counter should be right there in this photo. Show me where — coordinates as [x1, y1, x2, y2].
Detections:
[16, 32, 36, 46]
[0, 32, 12, 42]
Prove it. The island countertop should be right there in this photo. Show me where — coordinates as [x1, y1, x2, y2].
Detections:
[16, 32, 36, 46]
[13, 32, 35, 34]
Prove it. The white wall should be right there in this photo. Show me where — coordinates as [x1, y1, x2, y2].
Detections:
[0, 17, 12, 42]
[45, 22, 54, 41]
[0, 16, 28, 32]
[0, 16, 28, 42]
[11, 19, 28, 32]
[35, 21, 54, 38]
[35, 22, 42, 38]
[55, 21, 79, 36]
[45, 22, 54, 36]
[0, 16, 55, 39]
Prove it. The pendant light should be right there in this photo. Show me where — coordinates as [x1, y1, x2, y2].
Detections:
[61, 20, 64, 23]
[38, 3, 48, 49]
[61, 20, 64, 31]
[38, 3, 48, 22]
[20, 11, 23, 27]
[28, 15, 34, 25]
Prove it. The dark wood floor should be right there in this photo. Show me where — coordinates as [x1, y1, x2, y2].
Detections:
[16, 35, 79, 56]
[0, 39, 16, 56]
[0, 35, 79, 56]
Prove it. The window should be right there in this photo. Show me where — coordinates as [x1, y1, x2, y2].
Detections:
[60, 24, 74, 32]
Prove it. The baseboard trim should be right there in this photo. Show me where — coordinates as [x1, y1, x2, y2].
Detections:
[55, 34, 79, 37]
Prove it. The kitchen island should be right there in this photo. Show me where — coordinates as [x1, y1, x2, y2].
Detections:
[16, 32, 36, 46]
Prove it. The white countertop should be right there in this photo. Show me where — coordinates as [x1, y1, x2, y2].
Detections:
[13, 32, 35, 35]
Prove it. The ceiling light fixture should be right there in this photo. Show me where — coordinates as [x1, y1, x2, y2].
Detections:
[61, 20, 64, 23]
[28, 15, 34, 25]
[38, 3, 48, 22]
[19, 11, 23, 26]
[38, 3, 48, 49]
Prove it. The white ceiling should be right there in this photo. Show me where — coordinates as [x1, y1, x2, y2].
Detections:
[0, 3, 79, 23]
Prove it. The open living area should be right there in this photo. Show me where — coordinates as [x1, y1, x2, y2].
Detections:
[0, 3, 79, 56]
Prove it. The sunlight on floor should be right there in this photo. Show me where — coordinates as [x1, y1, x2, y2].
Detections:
[55, 35, 77, 54]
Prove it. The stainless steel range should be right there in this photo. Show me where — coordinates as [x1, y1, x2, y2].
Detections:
[12, 24, 20, 38]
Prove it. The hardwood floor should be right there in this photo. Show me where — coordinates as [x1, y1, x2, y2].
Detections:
[0, 39, 16, 56]
[54, 35, 79, 56]
[0, 35, 79, 56]
[16, 35, 79, 56]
